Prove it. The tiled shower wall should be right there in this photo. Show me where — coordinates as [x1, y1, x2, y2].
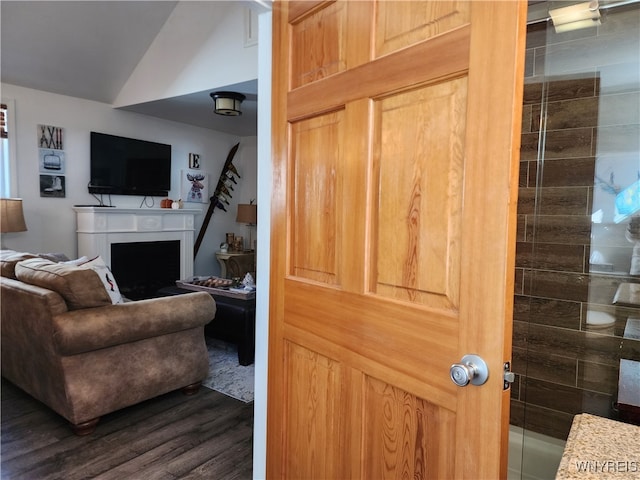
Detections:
[510, 15, 640, 440]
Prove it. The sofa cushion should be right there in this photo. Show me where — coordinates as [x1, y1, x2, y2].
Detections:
[15, 258, 112, 310]
[0, 251, 38, 279]
[78, 256, 123, 304]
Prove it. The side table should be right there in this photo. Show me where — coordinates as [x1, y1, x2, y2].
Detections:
[156, 286, 256, 366]
[215, 250, 255, 279]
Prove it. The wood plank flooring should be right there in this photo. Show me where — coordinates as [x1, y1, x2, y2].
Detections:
[1, 378, 253, 479]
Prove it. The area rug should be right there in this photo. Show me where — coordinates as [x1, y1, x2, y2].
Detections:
[202, 338, 255, 403]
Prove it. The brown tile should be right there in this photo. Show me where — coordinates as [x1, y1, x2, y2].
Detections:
[510, 399, 525, 428]
[577, 360, 620, 395]
[525, 21, 547, 50]
[515, 242, 533, 267]
[530, 243, 586, 272]
[525, 323, 637, 367]
[536, 186, 590, 216]
[524, 48, 535, 79]
[545, 97, 599, 130]
[514, 268, 524, 295]
[528, 160, 538, 188]
[539, 157, 596, 187]
[543, 128, 594, 159]
[516, 188, 535, 215]
[516, 215, 526, 242]
[523, 377, 613, 418]
[520, 132, 540, 161]
[533, 98, 600, 135]
[513, 295, 582, 330]
[518, 162, 529, 188]
[511, 399, 575, 440]
[512, 345, 577, 387]
[546, 76, 597, 102]
[512, 320, 529, 350]
[523, 270, 589, 302]
[523, 81, 543, 104]
[526, 215, 592, 245]
[510, 373, 522, 400]
[522, 104, 533, 134]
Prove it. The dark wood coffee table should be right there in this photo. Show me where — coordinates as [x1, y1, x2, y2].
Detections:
[156, 286, 256, 366]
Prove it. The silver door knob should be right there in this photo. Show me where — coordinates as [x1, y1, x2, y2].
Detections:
[450, 354, 489, 387]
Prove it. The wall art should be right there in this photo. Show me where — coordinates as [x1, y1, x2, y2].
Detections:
[189, 153, 201, 169]
[37, 125, 66, 198]
[39, 174, 65, 198]
[181, 170, 209, 203]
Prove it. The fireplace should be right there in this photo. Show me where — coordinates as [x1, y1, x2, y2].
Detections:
[73, 207, 198, 298]
[111, 240, 180, 300]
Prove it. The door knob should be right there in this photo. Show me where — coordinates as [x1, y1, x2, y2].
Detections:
[450, 354, 489, 387]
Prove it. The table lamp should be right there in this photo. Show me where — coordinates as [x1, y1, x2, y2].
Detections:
[236, 202, 257, 251]
[1, 198, 28, 248]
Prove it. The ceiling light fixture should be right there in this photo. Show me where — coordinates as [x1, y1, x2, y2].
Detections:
[210, 91, 246, 116]
[549, 0, 601, 33]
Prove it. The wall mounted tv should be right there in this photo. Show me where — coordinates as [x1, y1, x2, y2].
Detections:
[88, 132, 172, 197]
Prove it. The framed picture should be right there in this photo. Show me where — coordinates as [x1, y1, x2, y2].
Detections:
[40, 174, 65, 198]
[189, 153, 201, 169]
[37, 124, 64, 149]
[181, 170, 209, 203]
[39, 149, 65, 174]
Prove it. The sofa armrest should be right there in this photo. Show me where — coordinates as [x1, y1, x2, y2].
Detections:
[53, 292, 216, 356]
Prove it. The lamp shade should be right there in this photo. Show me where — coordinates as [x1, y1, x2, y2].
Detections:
[236, 204, 257, 224]
[0, 198, 27, 233]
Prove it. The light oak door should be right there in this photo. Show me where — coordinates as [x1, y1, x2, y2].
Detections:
[268, 1, 527, 478]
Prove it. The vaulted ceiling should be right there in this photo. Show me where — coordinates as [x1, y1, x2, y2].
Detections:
[1, 1, 261, 136]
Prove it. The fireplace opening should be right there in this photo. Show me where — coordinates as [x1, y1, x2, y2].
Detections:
[111, 240, 180, 300]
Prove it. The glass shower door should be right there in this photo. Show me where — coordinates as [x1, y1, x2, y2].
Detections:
[510, 2, 640, 478]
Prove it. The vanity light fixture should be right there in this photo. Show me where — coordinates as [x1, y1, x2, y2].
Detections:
[549, 0, 601, 33]
[210, 91, 246, 116]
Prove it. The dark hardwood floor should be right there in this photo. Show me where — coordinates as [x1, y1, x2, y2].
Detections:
[1, 378, 253, 479]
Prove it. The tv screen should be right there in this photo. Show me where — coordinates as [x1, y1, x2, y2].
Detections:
[89, 132, 171, 196]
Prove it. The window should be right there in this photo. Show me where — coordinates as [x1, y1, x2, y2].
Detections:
[0, 101, 17, 197]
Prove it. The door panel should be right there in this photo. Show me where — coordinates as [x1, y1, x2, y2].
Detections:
[269, 1, 527, 478]
[375, 1, 469, 57]
[291, 111, 343, 285]
[373, 78, 466, 308]
[363, 377, 456, 480]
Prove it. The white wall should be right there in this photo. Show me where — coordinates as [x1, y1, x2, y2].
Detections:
[1, 83, 257, 277]
[115, 2, 258, 107]
[253, 10, 272, 479]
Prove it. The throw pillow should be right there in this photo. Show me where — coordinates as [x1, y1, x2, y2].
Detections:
[0, 251, 37, 279]
[78, 256, 123, 304]
[15, 258, 112, 310]
[37, 252, 71, 263]
[62, 256, 89, 266]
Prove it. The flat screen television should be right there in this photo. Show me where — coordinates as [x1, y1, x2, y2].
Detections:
[89, 132, 172, 197]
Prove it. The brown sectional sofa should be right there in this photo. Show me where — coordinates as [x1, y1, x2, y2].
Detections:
[0, 250, 216, 435]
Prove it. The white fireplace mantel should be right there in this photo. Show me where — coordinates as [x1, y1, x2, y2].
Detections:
[73, 207, 200, 280]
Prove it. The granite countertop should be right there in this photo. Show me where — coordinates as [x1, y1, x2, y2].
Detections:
[556, 414, 640, 479]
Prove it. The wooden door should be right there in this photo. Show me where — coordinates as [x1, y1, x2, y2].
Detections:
[268, 1, 527, 478]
